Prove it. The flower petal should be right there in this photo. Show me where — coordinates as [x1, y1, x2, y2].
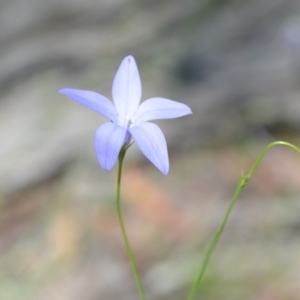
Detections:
[112, 56, 141, 126]
[129, 122, 169, 175]
[59, 88, 117, 123]
[94, 122, 127, 171]
[133, 97, 192, 125]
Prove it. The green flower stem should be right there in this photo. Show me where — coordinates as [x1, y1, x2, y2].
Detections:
[186, 141, 300, 300]
[116, 146, 146, 300]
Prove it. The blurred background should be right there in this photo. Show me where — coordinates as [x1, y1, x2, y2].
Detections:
[1, 0, 300, 299]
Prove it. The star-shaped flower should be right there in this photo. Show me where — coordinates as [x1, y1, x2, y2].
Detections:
[59, 56, 192, 175]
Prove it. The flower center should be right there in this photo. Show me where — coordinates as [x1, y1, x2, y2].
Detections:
[119, 115, 134, 129]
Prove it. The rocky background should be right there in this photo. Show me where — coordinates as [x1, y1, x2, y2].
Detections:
[1, 0, 300, 299]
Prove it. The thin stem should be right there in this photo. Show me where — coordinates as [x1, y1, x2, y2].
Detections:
[116, 147, 146, 300]
[186, 141, 300, 300]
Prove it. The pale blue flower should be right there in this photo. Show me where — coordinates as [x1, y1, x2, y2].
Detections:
[59, 56, 192, 175]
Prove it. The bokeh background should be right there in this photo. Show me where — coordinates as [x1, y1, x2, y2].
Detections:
[1, 0, 300, 299]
